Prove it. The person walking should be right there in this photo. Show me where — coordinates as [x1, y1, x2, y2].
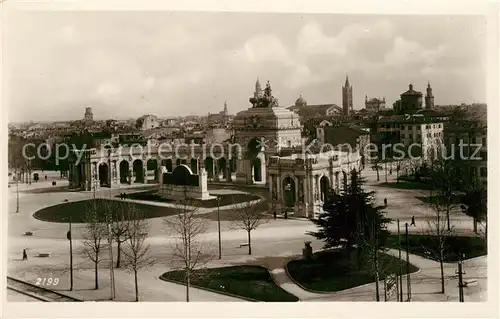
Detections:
[384, 198, 388, 207]
[22, 249, 28, 261]
[410, 215, 416, 227]
[273, 211, 277, 220]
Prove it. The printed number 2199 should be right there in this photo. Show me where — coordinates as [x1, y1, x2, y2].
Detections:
[35, 277, 59, 286]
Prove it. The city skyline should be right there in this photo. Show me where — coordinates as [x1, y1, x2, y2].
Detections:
[6, 12, 486, 122]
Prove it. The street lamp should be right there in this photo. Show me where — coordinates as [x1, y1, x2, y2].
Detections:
[62, 199, 74, 291]
[16, 169, 20, 213]
[217, 195, 222, 259]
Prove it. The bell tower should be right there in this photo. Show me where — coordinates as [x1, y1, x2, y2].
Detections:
[342, 74, 353, 115]
[425, 81, 435, 109]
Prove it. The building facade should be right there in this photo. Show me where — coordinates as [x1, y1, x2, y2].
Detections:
[365, 96, 386, 113]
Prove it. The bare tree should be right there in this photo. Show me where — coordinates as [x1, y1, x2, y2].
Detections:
[81, 200, 107, 290]
[122, 207, 154, 301]
[163, 195, 213, 302]
[428, 147, 461, 231]
[230, 200, 270, 255]
[424, 198, 455, 294]
[371, 160, 382, 182]
[103, 200, 130, 268]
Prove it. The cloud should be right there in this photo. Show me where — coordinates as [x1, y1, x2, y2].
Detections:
[6, 12, 486, 121]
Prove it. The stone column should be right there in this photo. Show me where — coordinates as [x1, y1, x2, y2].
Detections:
[226, 160, 232, 182]
[214, 160, 219, 181]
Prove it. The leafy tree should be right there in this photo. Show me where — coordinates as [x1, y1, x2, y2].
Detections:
[309, 169, 391, 268]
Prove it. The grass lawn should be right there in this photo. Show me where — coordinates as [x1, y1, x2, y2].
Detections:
[286, 249, 418, 292]
[377, 181, 433, 191]
[198, 200, 270, 221]
[160, 265, 299, 302]
[33, 199, 178, 223]
[119, 190, 260, 208]
[385, 234, 487, 262]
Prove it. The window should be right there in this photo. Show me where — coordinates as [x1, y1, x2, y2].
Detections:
[426, 125, 430, 129]
[401, 125, 405, 130]
[480, 167, 487, 177]
[409, 134, 413, 139]
[417, 125, 421, 130]
[401, 134, 405, 138]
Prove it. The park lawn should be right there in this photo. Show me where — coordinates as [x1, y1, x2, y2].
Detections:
[120, 190, 260, 208]
[33, 198, 178, 223]
[198, 200, 269, 221]
[378, 181, 433, 191]
[385, 234, 487, 262]
[286, 249, 418, 292]
[160, 265, 299, 302]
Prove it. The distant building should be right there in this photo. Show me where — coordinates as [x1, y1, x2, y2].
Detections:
[287, 95, 343, 120]
[136, 114, 160, 130]
[342, 75, 353, 115]
[444, 120, 487, 187]
[395, 84, 423, 114]
[316, 123, 371, 168]
[374, 110, 448, 160]
[365, 95, 386, 113]
[207, 101, 230, 127]
[84, 107, 93, 125]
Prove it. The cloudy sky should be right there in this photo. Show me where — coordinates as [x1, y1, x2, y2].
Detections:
[6, 11, 486, 122]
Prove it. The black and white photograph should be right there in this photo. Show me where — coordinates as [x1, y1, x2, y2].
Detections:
[2, 0, 497, 318]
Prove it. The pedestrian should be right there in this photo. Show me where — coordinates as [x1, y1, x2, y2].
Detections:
[273, 211, 277, 220]
[389, 169, 392, 175]
[22, 249, 27, 261]
[384, 198, 387, 207]
[284, 211, 288, 219]
[411, 215, 416, 227]
[45, 175, 47, 180]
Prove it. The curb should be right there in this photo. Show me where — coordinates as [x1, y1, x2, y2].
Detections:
[7, 286, 52, 302]
[159, 275, 256, 302]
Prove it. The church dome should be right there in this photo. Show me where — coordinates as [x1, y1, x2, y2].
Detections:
[295, 95, 307, 107]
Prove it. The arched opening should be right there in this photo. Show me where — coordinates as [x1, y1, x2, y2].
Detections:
[230, 157, 237, 173]
[217, 158, 227, 179]
[204, 157, 214, 178]
[190, 158, 198, 174]
[252, 157, 262, 182]
[133, 160, 144, 183]
[98, 163, 109, 187]
[282, 176, 296, 208]
[119, 161, 130, 183]
[320, 176, 329, 202]
[164, 159, 173, 172]
[76, 164, 83, 188]
[147, 159, 158, 181]
[247, 137, 263, 159]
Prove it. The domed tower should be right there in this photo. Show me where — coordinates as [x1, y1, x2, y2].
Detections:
[295, 95, 307, 108]
[425, 81, 435, 109]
